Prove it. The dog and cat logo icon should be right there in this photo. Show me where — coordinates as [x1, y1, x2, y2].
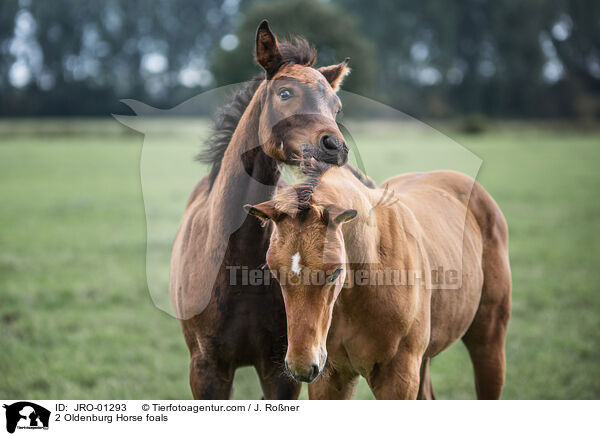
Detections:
[3, 402, 50, 433]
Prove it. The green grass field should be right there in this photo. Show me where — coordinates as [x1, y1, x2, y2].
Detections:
[1, 119, 599, 399]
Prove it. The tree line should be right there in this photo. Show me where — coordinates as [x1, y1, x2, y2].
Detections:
[1, 0, 598, 119]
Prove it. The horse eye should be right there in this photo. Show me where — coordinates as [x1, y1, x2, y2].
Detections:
[278, 88, 293, 100]
[327, 267, 343, 283]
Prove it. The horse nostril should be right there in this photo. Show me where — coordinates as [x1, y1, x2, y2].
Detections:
[284, 358, 321, 382]
[310, 363, 320, 380]
[321, 135, 338, 150]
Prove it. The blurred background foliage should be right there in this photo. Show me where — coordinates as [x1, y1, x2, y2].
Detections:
[0, 0, 599, 120]
[211, 0, 375, 95]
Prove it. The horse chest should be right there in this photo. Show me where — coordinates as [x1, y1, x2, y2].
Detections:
[328, 306, 405, 376]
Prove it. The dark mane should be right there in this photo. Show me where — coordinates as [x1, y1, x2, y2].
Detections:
[196, 76, 262, 184]
[196, 37, 317, 186]
[273, 159, 331, 214]
[277, 37, 317, 68]
[295, 159, 330, 210]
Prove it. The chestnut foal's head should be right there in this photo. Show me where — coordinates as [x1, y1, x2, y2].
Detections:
[254, 20, 351, 166]
[245, 197, 357, 382]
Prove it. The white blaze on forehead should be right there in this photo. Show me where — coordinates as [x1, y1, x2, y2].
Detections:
[291, 252, 301, 275]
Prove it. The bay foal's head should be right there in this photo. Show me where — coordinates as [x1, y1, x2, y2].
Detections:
[245, 167, 358, 382]
[254, 20, 351, 165]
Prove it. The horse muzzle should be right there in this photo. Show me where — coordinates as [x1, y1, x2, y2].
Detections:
[284, 351, 327, 383]
[305, 138, 349, 166]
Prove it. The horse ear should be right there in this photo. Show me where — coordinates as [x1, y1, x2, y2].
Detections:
[255, 20, 283, 78]
[318, 58, 351, 92]
[332, 208, 357, 226]
[244, 201, 281, 224]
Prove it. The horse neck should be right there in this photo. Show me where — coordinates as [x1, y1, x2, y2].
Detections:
[329, 183, 385, 314]
[209, 82, 281, 209]
[337, 182, 424, 314]
[323, 170, 382, 268]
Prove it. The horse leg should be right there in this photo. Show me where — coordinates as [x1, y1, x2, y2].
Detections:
[462, 242, 511, 400]
[308, 367, 360, 400]
[255, 362, 301, 400]
[417, 358, 436, 400]
[462, 322, 507, 400]
[189, 353, 234, 399]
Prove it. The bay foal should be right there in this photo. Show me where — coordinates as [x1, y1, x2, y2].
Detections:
[246, 163, 511, 399]
[170, 22, 363, 399]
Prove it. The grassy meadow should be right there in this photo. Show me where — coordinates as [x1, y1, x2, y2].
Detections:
[1, 118, 599, 399]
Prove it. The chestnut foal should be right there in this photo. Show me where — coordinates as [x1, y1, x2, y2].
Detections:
[246, 163, 511, 399]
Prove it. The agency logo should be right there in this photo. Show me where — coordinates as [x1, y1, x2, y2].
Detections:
[2, 402, 50, 434]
